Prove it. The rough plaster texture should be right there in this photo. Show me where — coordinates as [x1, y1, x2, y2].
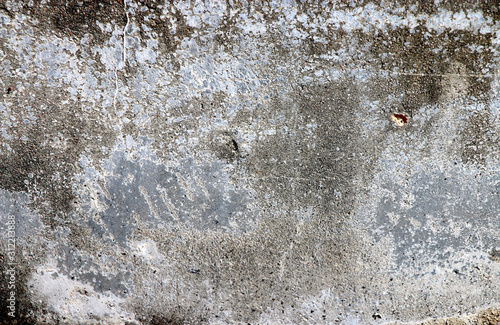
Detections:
[0, 0, 499, 324]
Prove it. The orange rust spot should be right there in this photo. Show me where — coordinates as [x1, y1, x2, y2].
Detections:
[391, 113, 408, 126]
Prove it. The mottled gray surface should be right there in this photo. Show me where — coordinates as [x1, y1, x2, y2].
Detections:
[0, 0, 499, 324]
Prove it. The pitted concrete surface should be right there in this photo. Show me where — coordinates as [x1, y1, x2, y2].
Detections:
[0, 1, 499, 324]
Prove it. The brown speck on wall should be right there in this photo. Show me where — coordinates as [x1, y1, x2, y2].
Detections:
[391, 113, 408, 126]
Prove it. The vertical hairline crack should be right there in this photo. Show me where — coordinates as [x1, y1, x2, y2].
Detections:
[114, 0, 130, 111]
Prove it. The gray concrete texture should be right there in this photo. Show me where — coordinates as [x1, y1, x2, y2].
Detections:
[0, 0, 499, 324]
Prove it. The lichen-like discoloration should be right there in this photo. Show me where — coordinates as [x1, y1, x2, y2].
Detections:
[0, 0, 499, 324]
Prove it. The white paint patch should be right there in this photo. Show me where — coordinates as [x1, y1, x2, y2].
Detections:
[29, 260, 138, 324]
[131, 239, 164, 261]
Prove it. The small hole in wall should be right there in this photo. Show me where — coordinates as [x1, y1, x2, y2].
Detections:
[231, 139, 239, 152]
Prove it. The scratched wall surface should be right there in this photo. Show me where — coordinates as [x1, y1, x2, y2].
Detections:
[0, 0, 499, 324]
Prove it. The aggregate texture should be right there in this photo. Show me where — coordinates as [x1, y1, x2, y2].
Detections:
[0, 0, 499, 324]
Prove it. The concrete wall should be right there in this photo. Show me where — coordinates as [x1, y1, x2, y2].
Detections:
[0, 0, 499, 324]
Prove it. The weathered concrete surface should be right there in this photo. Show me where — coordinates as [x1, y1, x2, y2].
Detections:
[0, 0, 499, 324]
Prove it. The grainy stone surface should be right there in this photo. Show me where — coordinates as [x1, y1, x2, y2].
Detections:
[0, 0, 499, 324]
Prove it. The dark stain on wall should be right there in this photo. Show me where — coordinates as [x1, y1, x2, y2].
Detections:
[368, 26, 494, 106]
[461, 111, 495, 165]
[0, 131, 77, 220]
[18, 0, 125, 38]
[211, 131, 240, 162]
[244, 79, 381, 216]
[0, 93, 114, 221]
